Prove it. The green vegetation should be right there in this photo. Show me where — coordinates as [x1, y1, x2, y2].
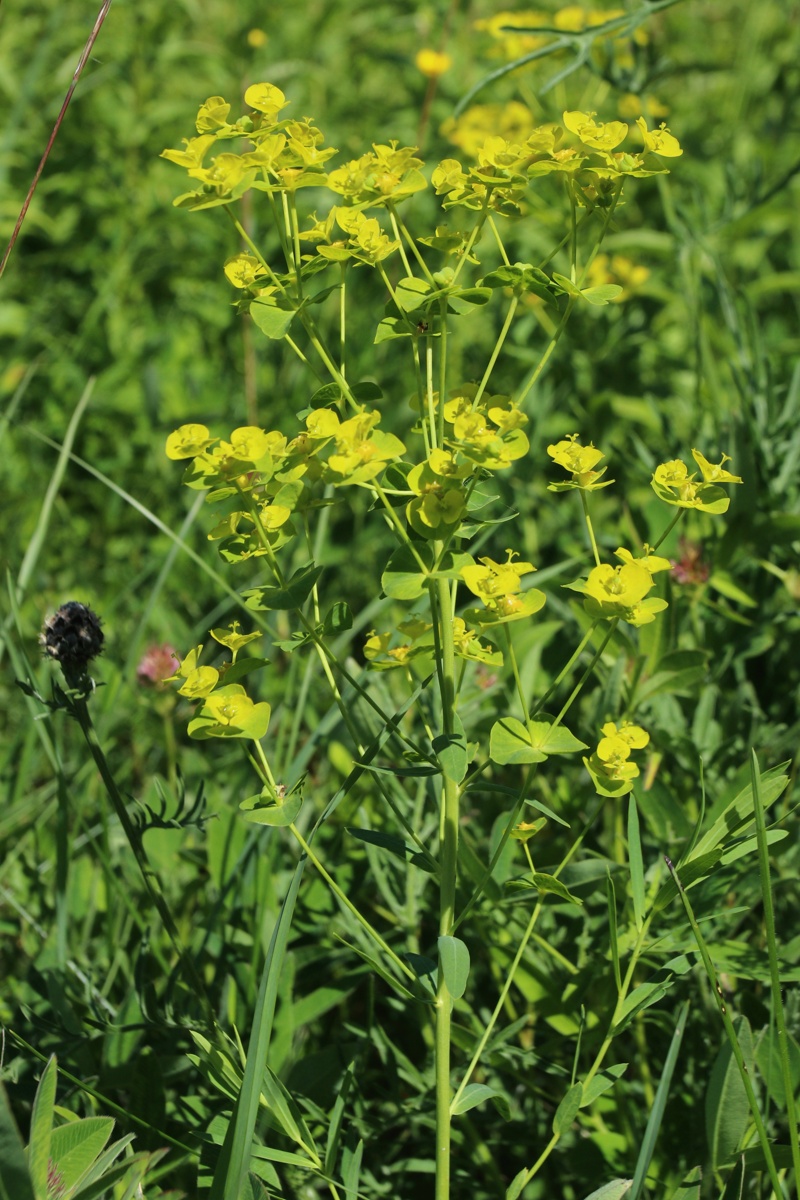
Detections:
[1, 2, 799, 1198]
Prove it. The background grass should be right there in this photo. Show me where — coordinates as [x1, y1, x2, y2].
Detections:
[1, 1, 799, 1197]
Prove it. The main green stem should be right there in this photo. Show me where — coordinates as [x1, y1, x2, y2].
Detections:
[434, 575, 459, 1200]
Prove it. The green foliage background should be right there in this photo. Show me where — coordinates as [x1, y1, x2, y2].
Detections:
[1, 1, 799, 1197]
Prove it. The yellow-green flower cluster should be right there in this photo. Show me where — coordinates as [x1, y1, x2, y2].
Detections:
[166, 633, 270, 741]
[445, 385, 529, 470]
[652, 449, 742, 514]
[547, 434, 613, 492]
[461, 551, 546, 626]
[578, 547, 671, 627]
[364, 616, 501, 670]
[166, 414, 405, 562]
[434, 107, 681, 216]
[584, 720, 649, 797]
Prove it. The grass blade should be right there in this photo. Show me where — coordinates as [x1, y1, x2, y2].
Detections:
[751, 749, 800, 1188]
[629, 1001, 689, 1200]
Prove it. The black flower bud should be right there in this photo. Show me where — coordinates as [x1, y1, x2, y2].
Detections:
[40, 602, 104, 677]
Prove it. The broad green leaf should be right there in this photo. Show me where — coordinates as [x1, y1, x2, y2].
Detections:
[579, 1181, 633, 1200]
[243, 564, 323, 612]
[0, 1082, 36, 1200]
[394, 277, 432, 312]
[451, 1083, 500, 1116]
[552, 1081, 583, 1134]
[438, 936, 470, 999]
[581, 284, 623, 306]
[249, 295, 296, 339]
[48, 1118, 114, 1194]
[706, 1017, 752, 1170]
[531, 873, 583, 905]
[490, 715, 587, 765]
[240, 789, 303, 826]
[433, 713, 468, 783]
[405, 953, 437, 999]
[323, 601, 353, 635]
[381, 544, 433, 599]
[27, 1055, 56, 1200]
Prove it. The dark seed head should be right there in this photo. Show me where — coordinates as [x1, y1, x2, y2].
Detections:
[40, 602, 104, 675]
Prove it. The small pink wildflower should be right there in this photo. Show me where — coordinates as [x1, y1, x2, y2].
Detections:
[670, 538, 709, 585]
[137, 643, 180, 687]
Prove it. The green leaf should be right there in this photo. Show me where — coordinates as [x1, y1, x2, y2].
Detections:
[433, 713, 468, 783]
[451, 1083, 504, 1116]
[249, 295, 296, 339]
[334, 936, 419, 1003]
[614, 976, 675, 1031]
[580, 284, 624, 306]
[240, 789, 303, 826]
[581, 1064, 628, 1106]
[490, 715, 587, 765]
[688, 764, 789, 862]
[210, 857, 308, 1200]
[438, 936, 470, 999]
[341, 1137, 364, 1200]
[394, 277, 432, 312]
[524, 873, 583, 906]
[582, 1180, 633, 1200]
[506, 1168, 529, 1200]
[663, 1166, 701, 1200]
[27, 1055, 56, 1200]
[0, 1081, 36, 1200]
[630, 1002, 689, 1200]
[552, 1081, 583, 1134]
[260, 1066, 318, 1159]
[706, 1016, 752, 1170]
[381, 544, 433, 599]
[347, 828, 436, 873]
[628, 795, 645, 931]
[653, 849, 724, 910]
[523, 797, 571, 828]
[48, 1118, 114, 1194]
[244, 564, 323, 612]
[578, 1181, 633, 1200]
[322, 601, 353, 635]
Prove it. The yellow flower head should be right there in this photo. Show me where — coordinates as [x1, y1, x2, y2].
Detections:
[415, 48, 453, 78]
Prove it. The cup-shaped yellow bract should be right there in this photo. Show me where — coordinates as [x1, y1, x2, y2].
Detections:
[636, 116, 682, 157]
[547, 435, 611, 491]
[188, 684, 271, 740]
[563, 110, 628, 152]
[652, 451, 741, 514]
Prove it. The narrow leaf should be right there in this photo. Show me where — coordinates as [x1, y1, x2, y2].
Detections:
[627, 794, 645, 931]
[552, 1081, 583, 1134]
